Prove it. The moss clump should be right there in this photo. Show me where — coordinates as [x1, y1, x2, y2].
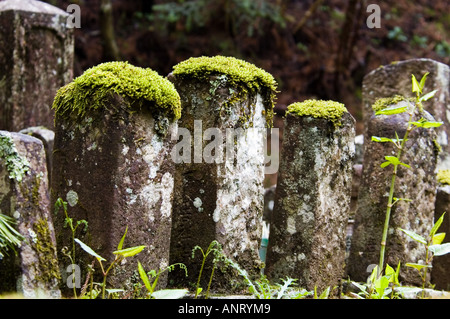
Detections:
[437, 169, 450, 185]
[172, 55, 278, 126]
[33, 218, 61, 284]
[371, 95, 408, 113]
[286, 99, 348, 125]
[52, 61, 181, 122]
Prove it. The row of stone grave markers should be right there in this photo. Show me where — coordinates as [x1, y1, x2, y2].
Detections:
[1, 0, 450, 298]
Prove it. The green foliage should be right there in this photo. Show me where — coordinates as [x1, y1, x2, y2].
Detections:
[350, 263, 401, 299]
[372, 72, 443, 277]
[146, 0, 286, 37]
[0, 133, 30, 182]
[137, 261, 188, 299]
[75, 226, 146, 299]
[399, 212, 450, 297]
[0, 213, 24, 259]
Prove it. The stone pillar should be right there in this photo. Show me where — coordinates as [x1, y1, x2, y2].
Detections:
[361, 59, 449, 170]
[167, 56, 277, 293]
[347, 100, 439, 284]
[0, 0, 74, 131]
[0, 130, 61, 298]
[19, 126, 55, 185]
[431, 170, 450, 291]
[51, 61, 181, 294]
[265, 100, 355, 292]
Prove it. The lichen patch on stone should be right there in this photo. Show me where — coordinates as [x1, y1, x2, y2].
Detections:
[437, 169, 450, 185]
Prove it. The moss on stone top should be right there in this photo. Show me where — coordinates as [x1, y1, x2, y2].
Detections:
[286, 99, 348, 124]
[52, 61, 181, 121]
[437, 169, 450, 185]
[172, 56, 278, 125]
[371, 95, 408, 113]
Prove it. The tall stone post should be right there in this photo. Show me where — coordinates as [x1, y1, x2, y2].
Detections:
[361, 59, 449, 170]
[265, 100, 355, 292]
[0, 0, 74, 131]
[347, 99, 439, 285]
[51, 62, 181, 294]
[0, 131, 61, 298]
[167, 56, 277, 293]
[431, 170, 450, 291]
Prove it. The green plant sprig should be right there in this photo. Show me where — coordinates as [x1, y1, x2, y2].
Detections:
[373, 72, 443, 278]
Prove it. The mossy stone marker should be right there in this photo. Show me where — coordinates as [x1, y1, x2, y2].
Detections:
[347, 100, 439, 285]
[361, 59, 449, 170]
[51, 62, 181, 293]
[0, 0, 74, 131]
[265, 100, 355, 292]
[167, 56, 277, 293]
[430, 170, 450, 291]
[0, 131, 61, 298]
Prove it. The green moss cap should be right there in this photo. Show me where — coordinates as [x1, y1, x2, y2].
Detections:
[172, 55, 277, 92]
[52, 61, 181, 121]
[286, 99, 348, 124]
[437, 169, 450, 185]
[371, 95, 408, 113]
[172, 56, 277, 120]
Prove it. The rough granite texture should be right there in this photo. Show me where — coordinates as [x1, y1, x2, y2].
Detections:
[0, 130, 61, 298]
[167, 71, 269, 294]
[347, 106, 439, 285]
[361, 59, 449, 170]
[51, 92, 178, 294]
[265, 111, 355, 292]
[0, 0, 74, 131]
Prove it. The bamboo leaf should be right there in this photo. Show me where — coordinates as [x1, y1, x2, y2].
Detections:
[419, 89, 438, 102]
[399, 228, 427, 245]
[412, 74, 421, 94]
[75, 238, 106, 261]
[117, 226, 128, 251]
[138, 261, 152, 292]
[431, 212, 446, 237]
[419, 72, 429, 92]
[432, 233, 446, 245]
[405, 263, 431, 271]
[375, 105, 408, 115]
[113, 245, 146, 258]
[429, 243, 450, 256]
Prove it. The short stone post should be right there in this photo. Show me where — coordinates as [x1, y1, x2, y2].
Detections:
[19, 126, 55, 185]
[431, 170, 450, 291]
[0, 0, 74, 131]
[167, 56, 278, 293]
[0, 130, 61, 298]
[265, 100, 355, 292]
[51, 62, 181, 293]
[347, 99, 439, 285]
[361, 59, 449, 170]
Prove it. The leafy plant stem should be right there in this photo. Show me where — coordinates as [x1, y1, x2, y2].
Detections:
[378, 108, 415, 277]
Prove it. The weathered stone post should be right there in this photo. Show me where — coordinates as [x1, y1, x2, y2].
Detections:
[265, 100, 355, 292]
[361, 59, 449, 170]
[0, 130, 61, 298]
[51, 62, 181, 293]
[0, 0, 74, 131]
[167, 56, 277, 293]
[431, 170, 450, 291]
[347, 99, 439, 284]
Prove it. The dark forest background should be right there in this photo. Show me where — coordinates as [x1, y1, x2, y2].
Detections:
[44, 0, 450, 135]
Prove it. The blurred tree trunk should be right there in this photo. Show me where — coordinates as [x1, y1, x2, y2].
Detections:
[333, 0, 365, 98]
[100, 0, 121, 61]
